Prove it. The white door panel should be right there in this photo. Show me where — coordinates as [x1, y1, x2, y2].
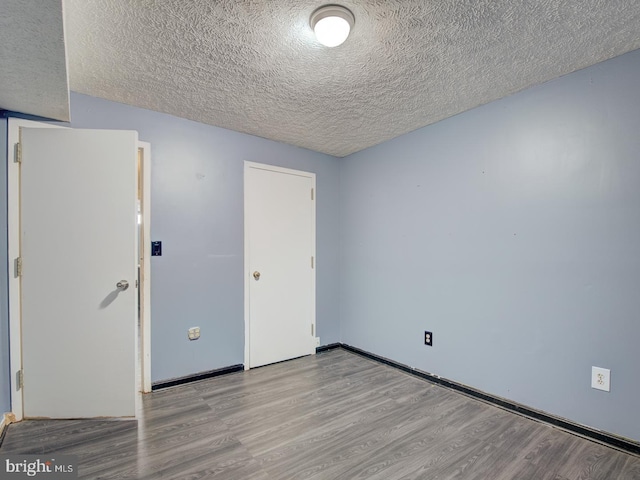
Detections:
[21, 128, 138, 418]
[246, 164, 315, 368]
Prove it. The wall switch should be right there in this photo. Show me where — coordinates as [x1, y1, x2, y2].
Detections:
[188, 327, 200, 340]
[591, 366, 610, 392]
[424, 331, 433, 346]
[151, 241, 162, 256]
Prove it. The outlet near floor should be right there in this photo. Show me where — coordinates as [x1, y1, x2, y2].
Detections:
[591, 366, 610, 392]
[188, 327, 200, 341]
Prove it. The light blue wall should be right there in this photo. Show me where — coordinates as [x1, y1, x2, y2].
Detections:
[0, 116, 9, 414]
[3, 51, 638, 443]
[69, 93, 341, 382]
[339, 50, 640, 441]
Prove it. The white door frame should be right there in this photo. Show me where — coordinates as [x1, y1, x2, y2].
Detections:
[6, 118, 152, 421]
[243, 161, 316, 369]
[138, 142, 152, 394]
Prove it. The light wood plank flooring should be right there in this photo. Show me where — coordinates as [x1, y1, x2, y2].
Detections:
[1, 349, 639, 479]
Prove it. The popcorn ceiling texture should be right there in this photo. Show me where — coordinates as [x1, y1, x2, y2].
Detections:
[0, 0, 69, 121]
[63, 0, 640, 157]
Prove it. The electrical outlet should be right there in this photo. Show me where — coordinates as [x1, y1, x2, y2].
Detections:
[424, 331, 433, 346]
[591, 366, 610, 392]
[188, 327, 200, 341]
[315, 337, 321, 347]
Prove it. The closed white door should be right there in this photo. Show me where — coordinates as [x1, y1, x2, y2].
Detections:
[20, 128, 138, 418]
[245, 163, 316, 368]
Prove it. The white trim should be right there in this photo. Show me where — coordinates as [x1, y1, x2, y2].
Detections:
[243, 163, 250, 370]
[8, 119, 64, 421]
[243, 161, 317, 370]
[245, 161, 317, 178]
[139, 141, 152, 393]
[1, 412, 15, 433]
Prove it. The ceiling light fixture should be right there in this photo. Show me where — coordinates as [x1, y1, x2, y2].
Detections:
[310, 5, 355, 48]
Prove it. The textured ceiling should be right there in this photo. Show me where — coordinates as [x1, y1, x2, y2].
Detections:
[0, 0, 69, 121]
[29, 1, 640, 156]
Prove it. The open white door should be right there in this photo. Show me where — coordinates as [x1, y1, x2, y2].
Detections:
[20, 128, 138, 418]
[245, 162, 316, 368]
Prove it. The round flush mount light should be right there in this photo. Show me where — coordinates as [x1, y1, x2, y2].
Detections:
[310, 5, 355, 47]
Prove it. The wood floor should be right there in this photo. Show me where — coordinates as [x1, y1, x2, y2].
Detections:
[1, 349, 639, 479]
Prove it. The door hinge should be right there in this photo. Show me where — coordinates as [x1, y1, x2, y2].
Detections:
[16, 369, 23, 390]
[15, 257, 23, 277]
[15, 142, 22, 163]
[311, 256, 314, 269]
[311, 324, 314, 336]
[135, 279, 139, 288]
[311, 188, 314, 200]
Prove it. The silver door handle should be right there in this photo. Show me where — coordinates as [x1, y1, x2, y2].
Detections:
[253, 271, 261, 280]
[116, 280, 129, 291]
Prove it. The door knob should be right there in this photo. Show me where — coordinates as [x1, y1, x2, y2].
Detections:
[116, 280, 129, 291]
[253, 271, 261, 280]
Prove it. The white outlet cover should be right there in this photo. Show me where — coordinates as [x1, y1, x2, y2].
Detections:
[188, 327, 200, 340]
[591, 366, 610, 392]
